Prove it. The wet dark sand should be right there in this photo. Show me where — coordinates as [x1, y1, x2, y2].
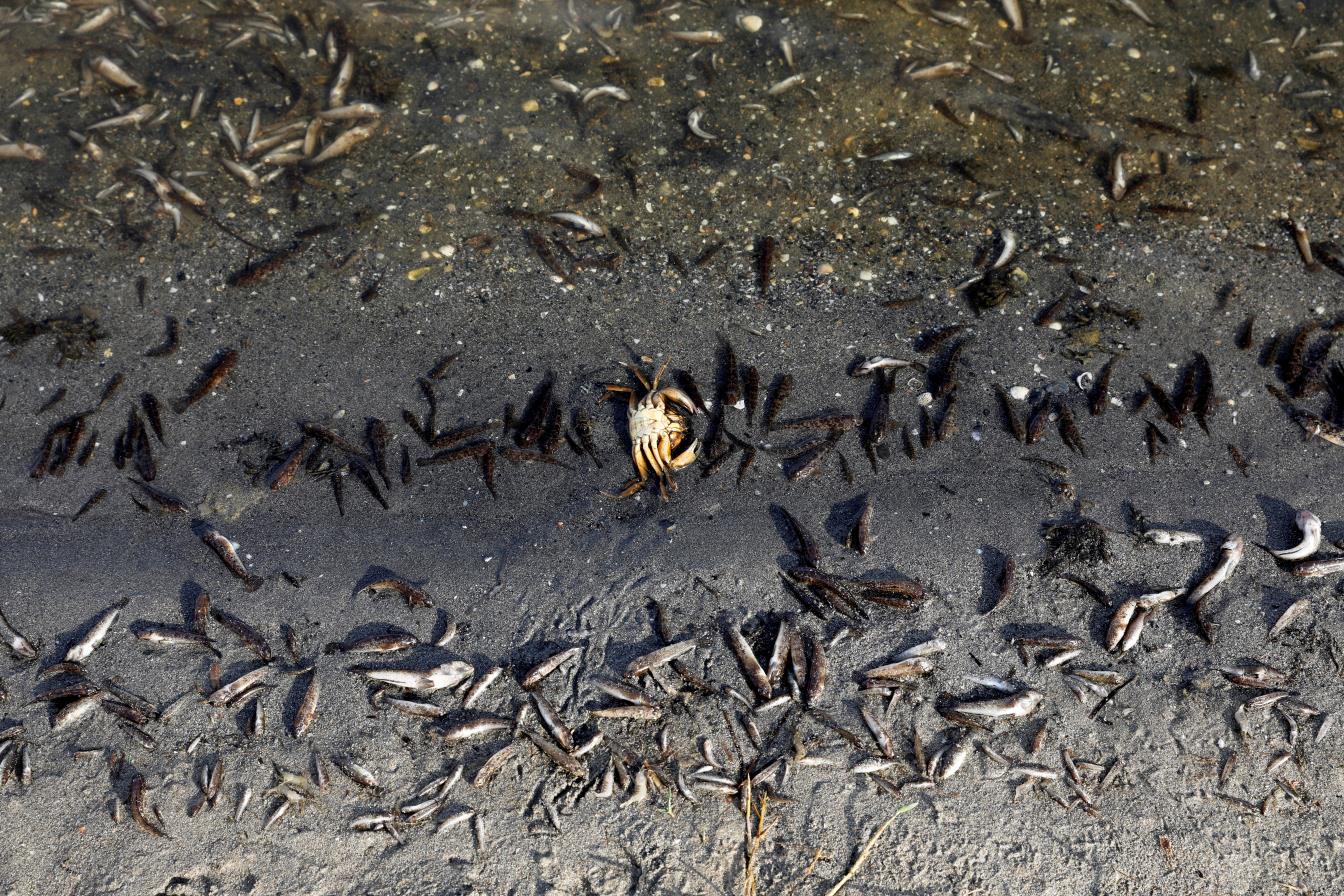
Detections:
[2, 2, 1344, 894]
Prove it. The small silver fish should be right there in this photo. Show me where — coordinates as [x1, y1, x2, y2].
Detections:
[206, 665, 272, 706]
[852, 357, 919, 376]
[90, 56, 145, 93]
[0, 607, 38, 660]
[1270, 510, 1322, 561]
[624, 640, 696, 677]
[1142, 528, 1202, 546]
[667, 30, 724, 44]
[360, 660, 472, 693]
[1289, 556, 1344, 578]
[951, 689, 1043, 719]
[908, 61, 971, 80]
[440, 716, 511, 744]
[87, 104, 156, 130]
[309, 124, 376, 165]
[1187, 535, 1243, 603]
[0, 142, 45, 161]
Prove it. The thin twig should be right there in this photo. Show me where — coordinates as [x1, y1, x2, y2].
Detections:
[822, 804, 916, 896]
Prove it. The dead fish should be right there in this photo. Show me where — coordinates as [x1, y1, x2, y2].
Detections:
[624, 641, 696, 678]
[908, 61, 971, 80]
[325, 632, 419, 655]
[199, 525, 263, 591]
[763, 374, 793, 432]
[359, 661, 472, 693]
[990, 555, 1015, 613]
[1266, 384, 1344, 447]
[590, 705, 662, 720]
[1118, 0, 1155, 26]
[1137, 589, 1183, 609]
[724, 622, 772, 701]
[949, 690, 1043, 720]
[87, 103, 156, 130]
[1142, 528, 1201, 546]
[594, 679, 655, 706]
[667, 29, 724, 43]
[364, 577, 433, 609]
[308, 124, 376, 165]
[864, 657, 935, 682]
[804, 633, 827, 704]
[174, 349, 239, 413]
[531, 694, 574, 751]
[928, 733, 972, 780]
[1089, 358, 1118, 417]
[0, 142, 44, 161]
[521, 646, 581, 689]
[1288, 556, 1344, 578]
[774, 505, 820, 568]
[211, 609, 273, 662]
[847, 494, 874, 555]
[333, 757, 380, 790]
[382, 696, 446, 719]
[473, 743, 520, 787]
[130, 479, 188, 514]
[0, 608, 38, 660]
[204, 668, 270, 711]
[1186, 535, 1243, 604]
[1270, 510, 1322, 561]
[440, 716, 512, 744]
[463, 667, 503, 708]
[579, 84, 630, 104]
[133, 624, 218, 654]
[268, 437, 314, 490]
[318, 103, 383, 122]
[64, 599, 127, 663]
[52, 691, 106, 731]
[1220, 663, 1288, 690]
[1108, 148, 1128, 201]
[548, 212, 604, 237]
[1106, 599, 1143, 652]
[851, 357, 920, 376]
[767, 74, 807, 96]
[293, 670, 319, 738]
[1291, 220, 1318, 271]
[894, 639, 948, 664]
[1269, 599, 1310, 639]
[129, 775, 166, 837]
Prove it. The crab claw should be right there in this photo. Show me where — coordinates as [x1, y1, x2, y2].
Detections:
[658, 386, 700, 415]
[669, 438, 700, 471]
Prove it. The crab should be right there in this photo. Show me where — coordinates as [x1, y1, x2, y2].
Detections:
[605, 361, 700, 499]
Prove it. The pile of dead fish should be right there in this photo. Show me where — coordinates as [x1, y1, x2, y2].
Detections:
[1, 500, 1338, 839]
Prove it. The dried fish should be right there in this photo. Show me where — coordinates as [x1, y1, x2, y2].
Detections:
[293, 670, 319, 738]
[364, 577, 433, 609]
[724, 622, 772, 701]
[129, 776, 166, 837]
[521, 646, 581, 689]
[360, 661, 472, 693]
[198, 525, 263, 592]
[64, 599, 126, 663]
[625, 641, 696, 678]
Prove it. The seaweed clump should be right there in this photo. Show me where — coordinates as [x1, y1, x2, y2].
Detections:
[1, 308, 105, 364]
[965, 267, 1020, 315]
[1041, 517, 1110, 571]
